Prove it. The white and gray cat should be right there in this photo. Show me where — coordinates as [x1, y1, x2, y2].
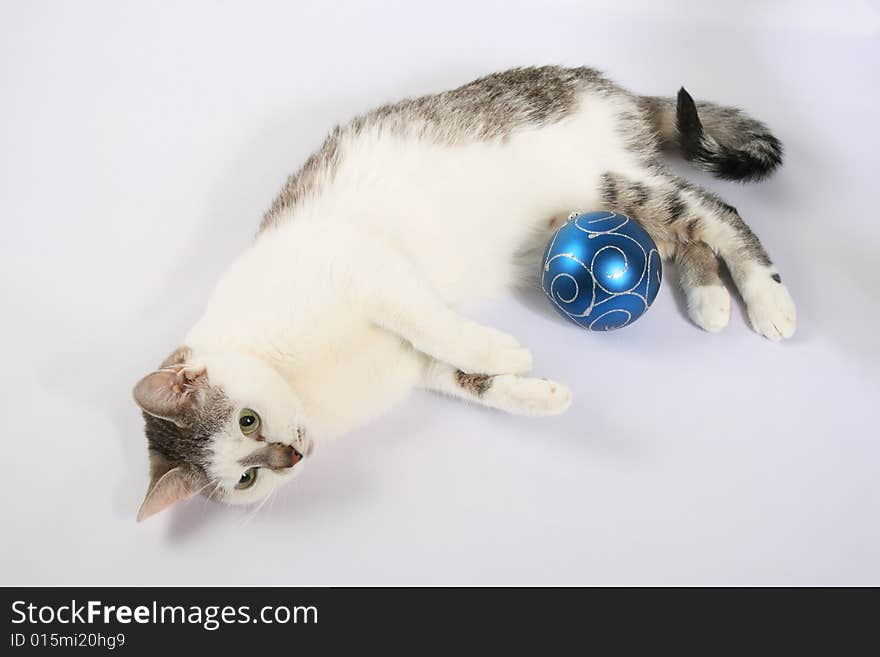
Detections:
[132, 66, 795, 520]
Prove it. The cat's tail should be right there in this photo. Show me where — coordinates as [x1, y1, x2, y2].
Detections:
[641, 88, 783, 182]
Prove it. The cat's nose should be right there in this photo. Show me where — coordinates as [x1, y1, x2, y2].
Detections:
[268, 443, 303, 468]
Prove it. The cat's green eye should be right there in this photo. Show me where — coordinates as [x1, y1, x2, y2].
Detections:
[235, 467, 258, 490]
[238, 409, 261, 436]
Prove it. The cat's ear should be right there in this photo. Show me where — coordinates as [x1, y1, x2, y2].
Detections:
[137, 464, 198, 522]
[159, 346, 192, 369]
[132, 362, 207, 427]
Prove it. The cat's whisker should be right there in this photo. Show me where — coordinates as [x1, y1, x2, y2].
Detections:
[240, 491, 272, 527]
[203, 480, 223, 504]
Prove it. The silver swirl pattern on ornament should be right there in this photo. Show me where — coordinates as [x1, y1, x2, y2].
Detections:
[541, 211, 662, 331]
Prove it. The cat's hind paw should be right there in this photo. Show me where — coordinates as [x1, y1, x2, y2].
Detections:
[686, 285, 731, 333]
[743, 275, 797, 341]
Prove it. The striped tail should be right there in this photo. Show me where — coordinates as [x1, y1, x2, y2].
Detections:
[642, 88, 783, 182]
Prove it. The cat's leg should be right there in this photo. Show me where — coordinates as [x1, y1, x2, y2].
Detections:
[693, 197, 796, 341]
[600, 171, 796, 340]
[357, 237, 532, 375]
[371, 290, 532, 376]
[420, 358, 571, 416]
[673, 241, 731, 332]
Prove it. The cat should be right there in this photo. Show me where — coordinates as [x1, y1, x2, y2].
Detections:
[132, 66, 795, 520]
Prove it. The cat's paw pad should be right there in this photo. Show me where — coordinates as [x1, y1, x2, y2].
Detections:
[744, 276, 797, 341]
[490, 376, 572, 416]
[686, 285, 731, 333]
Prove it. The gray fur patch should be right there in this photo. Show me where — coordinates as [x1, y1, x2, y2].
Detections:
[630, 181, 650, 207]
[600, 172, 657, 218]
[455, 370, 493, 398]
[675, 241, 723, 288]
[698, 194, 772, 267]
[665, 175, 773, 268]
[665, 191, 688, 224]
[601, 173, 619, 207]
[143, 385, 232, 485]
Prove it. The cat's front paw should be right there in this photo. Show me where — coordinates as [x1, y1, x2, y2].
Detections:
[686, 285, 731, 333]
[478, 343, 533, 376]
[455, 325, 532, 375]
[742, 274, 797, 341]
[488, 375, 572, 416]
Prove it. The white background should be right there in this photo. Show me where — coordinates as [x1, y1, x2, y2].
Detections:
[2, 0, 878, 585]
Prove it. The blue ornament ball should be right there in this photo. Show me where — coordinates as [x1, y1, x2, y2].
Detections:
[541, 211, 662, 331]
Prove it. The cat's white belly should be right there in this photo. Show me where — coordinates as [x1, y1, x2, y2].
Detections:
[320, 93, 642, 305]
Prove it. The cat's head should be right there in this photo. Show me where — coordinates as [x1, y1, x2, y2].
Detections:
[132, 347, 311, 520]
